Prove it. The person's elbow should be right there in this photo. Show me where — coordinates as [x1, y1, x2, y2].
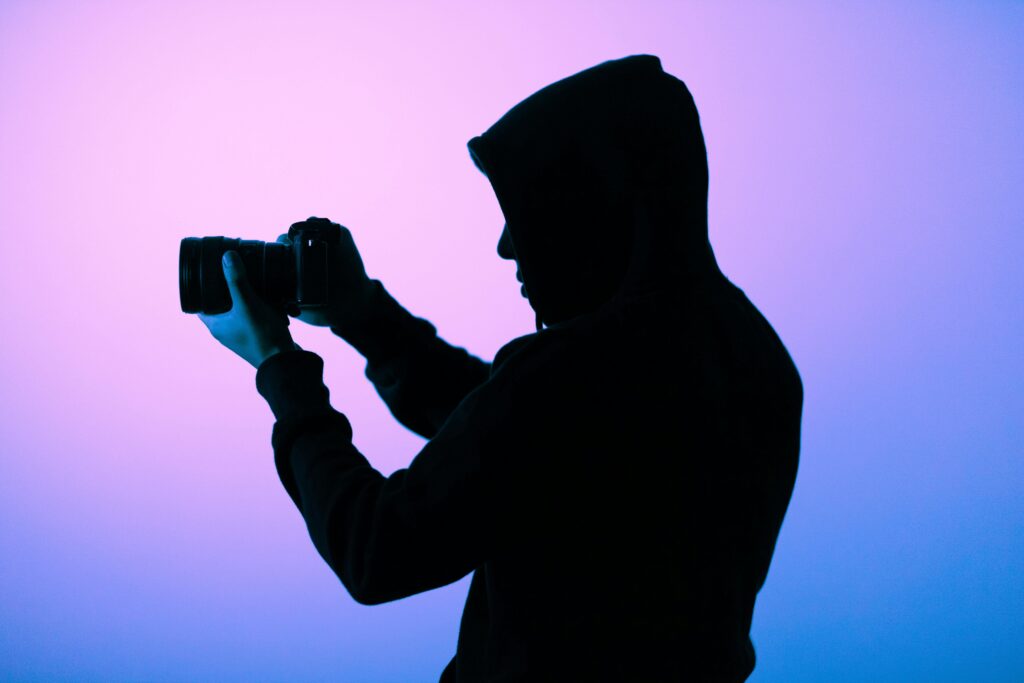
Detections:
[340, 572, 401, 606]
[329, 552, 403, 606]
[330, 547, 456, 606]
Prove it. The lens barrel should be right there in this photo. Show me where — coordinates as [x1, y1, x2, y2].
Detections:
[179, 236, 294, 314]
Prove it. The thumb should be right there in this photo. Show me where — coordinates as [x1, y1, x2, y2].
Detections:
[222, 251, 253, 306]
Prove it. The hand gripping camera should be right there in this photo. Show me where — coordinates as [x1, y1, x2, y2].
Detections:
[179, 217, 338, 315]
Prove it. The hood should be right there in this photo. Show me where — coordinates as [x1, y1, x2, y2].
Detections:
[467, 54, 723, 332]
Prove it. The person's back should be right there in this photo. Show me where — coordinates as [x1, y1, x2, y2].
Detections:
[438, 273, 801, 681]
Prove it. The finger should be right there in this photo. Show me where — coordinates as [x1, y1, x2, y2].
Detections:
[276, 233, 291, 243]
[222, 251, 253, 306]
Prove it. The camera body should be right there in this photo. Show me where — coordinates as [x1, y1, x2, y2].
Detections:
[179, 218, 338, 315]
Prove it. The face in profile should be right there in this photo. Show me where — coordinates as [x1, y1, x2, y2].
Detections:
[497, 223, 528, 298]
[497, 183, 632, 325]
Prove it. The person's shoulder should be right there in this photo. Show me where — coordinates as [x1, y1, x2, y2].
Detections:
[490, 325, 577, 376]
[491, 333, 537, 372]
[491, 294, 663, 376]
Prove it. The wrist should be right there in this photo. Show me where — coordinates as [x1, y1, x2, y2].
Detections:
[256, 340, 301, 368]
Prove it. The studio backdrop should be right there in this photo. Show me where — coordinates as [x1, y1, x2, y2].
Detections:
[1, 2, 1021, 681]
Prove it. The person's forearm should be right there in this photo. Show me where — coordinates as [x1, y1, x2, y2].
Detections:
[329, 279, 429, 366]
[329, 278, 492, 439]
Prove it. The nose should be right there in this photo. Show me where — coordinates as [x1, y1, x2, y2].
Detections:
[497, 223, 516, 261]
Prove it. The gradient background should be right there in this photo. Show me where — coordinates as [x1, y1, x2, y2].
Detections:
[1, 1, 1021, 681]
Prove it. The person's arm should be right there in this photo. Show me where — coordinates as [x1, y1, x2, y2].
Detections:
[255, 347, 531, 605]
[329, 278, 492, 440]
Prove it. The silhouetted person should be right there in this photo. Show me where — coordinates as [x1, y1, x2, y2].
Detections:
[253, 55, 802, 682]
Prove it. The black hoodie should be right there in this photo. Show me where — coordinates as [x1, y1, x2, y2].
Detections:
[255, 54, 803, 682]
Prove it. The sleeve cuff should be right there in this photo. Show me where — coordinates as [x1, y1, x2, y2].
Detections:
[255, 349, 337, 422]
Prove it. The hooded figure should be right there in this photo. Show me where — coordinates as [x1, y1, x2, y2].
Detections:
[255, 54, 803, 682]
[469, 54, 720, 334]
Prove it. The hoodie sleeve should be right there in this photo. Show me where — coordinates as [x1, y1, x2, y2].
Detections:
[255, 347, 530, 605]
[328, 278, 492, 439]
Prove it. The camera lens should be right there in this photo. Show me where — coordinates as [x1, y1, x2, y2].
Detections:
[179, 236, 294, 314]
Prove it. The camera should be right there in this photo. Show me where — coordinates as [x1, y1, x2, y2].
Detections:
[179, 217, 337, 315]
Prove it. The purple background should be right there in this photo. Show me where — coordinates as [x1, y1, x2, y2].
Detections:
[1, 2, 1021, 681]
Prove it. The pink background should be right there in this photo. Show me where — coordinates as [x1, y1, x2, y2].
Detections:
[1, 2, 1021, 680]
